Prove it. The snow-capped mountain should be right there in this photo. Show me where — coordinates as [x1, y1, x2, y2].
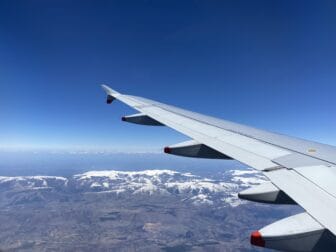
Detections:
[0, 168, 295, 252]
[0, 176, 68, 191]
[0, 169, 267, 207]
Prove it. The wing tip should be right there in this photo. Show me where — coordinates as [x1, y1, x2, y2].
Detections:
[101, 84, 120, 96]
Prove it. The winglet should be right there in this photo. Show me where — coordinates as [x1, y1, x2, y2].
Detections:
[101, 84, 121, 97]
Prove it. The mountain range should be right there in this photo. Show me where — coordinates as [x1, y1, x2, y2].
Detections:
[0, 168, 298, 251]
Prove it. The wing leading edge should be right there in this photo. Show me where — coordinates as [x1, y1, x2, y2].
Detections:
[101, 85, 336, 251]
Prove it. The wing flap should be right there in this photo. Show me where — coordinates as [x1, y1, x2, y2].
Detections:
[267, 168, 336, 235]
[294, 165, 336, 198]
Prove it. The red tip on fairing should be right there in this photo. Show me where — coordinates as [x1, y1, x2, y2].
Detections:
[250, 231, 265, 247]
[164, 147, 171, 154]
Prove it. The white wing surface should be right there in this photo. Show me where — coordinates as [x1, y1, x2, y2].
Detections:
[101, 85, 336, 251]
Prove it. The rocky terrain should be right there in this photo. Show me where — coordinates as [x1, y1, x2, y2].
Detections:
[0, 168, 299, 251]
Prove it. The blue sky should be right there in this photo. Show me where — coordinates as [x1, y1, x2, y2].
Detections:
[1, 0, 336, 151]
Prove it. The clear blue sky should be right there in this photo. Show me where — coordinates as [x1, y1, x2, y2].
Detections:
[1, 0, 336, 151]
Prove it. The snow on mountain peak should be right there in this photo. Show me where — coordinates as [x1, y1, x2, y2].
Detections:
[73, 168, 267, 207]
[0, 168, 267, 207]
[0, 176, 68, 190]
[75, 169, 181, 180]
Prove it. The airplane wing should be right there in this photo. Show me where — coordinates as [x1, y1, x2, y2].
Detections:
[101, 84, 336, 251]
